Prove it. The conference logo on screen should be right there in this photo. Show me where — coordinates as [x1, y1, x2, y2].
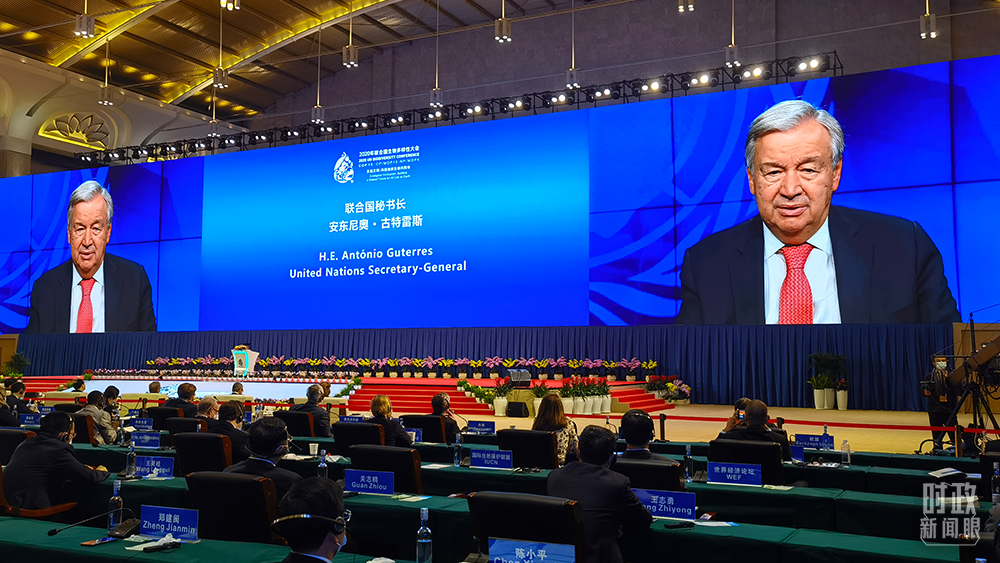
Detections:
[334, 152, 354, 183]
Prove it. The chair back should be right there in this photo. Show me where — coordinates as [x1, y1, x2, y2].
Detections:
[53, 403, 82, 414]
[0, 466, 78, 518]
[0, 429, 35, 465]
[348, 444, 423, 494]
[497, 429, 559, 469]
[332, 423, 385, 455]
[71, 413, 97, 445]
[611, 458, 684, 491]
[274, 410, 316, 437]
[708, 439, 785, 485]
[467, 492, 586, 563]
[166, 417, 208, 436]
[399, 415, 448, 443]
[186, 471, 281, 543]
[147, 407, 184, 431]
[173, 432, 233, 475]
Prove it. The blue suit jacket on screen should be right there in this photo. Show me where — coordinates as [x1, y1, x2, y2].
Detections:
[675, 206, 960, 325]
[26, 253, 157, 334]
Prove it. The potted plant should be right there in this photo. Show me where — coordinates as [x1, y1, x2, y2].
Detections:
[807, 374, 832, 409]
[530, 381, 549, 414]
[553, 356, 568, 380]
[470, 359, 484, 379]
[493, 377, 512, 417]
[645, 375, 667, 398]
[603, 361, 618, 382]
[485, 357, 502, 379]
[559, 382, 575, 414]
[569, 377, 585, 414]
[596, 377, 612, 413]
[566, 359, 582, 380]
[400, 357, 414, 378]
[836, 378, 849, 410]
[500, 358, 517, 378]
[809, 353, 846, 410]
[534, 358, 551, 380]
[638, 360, 656, 382]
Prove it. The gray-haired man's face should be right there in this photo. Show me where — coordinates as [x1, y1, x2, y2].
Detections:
[67, 196, 111, 278]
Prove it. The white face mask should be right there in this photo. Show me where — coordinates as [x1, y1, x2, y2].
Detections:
[936, 362, 947, 370]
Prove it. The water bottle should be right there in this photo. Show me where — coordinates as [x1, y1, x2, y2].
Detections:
[992, 463, 1000, 505]
[125, 442, 137, 478]
[108, 480, 123, 533]
[841, 440, 851, 466]
[684, 444, 693, 483]
[318, 449, 328, 478]
[453, 436, 461, 468]
[822, 425, 830, 450]
[416, 507, 432, 563]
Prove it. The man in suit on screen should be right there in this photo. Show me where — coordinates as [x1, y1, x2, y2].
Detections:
[26, 181, 156, 334]
[676, 100, 959, 325]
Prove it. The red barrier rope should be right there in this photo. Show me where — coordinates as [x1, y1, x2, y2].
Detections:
[659, 414, 1000, 435]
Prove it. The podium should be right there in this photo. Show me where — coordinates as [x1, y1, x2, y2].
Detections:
[232, 349, 260, 377]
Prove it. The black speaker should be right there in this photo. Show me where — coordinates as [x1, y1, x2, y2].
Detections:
[507, 402, 529, 417]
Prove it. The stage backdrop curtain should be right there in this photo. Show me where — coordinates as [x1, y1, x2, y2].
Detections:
[16, 323, 951, 412]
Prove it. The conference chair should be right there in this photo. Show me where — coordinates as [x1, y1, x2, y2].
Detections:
[0, 429, 34, 465]
[496, 429, 559, 469]
[173, 432, 233, 475]
[332, 422, 385, 456]
[348, 445, 423, 494]
[708, 439, 785, 485]
[274, 410, 316, 437]
[71, 413, 97, 445]
[166, 416, 208, 436]
[186, 472, 281, 544]
[611, 458, 685, 491]
[53, 403, 82, 414]
[467, 492, 586, 563]
[399, 415, 448, 444]
[0, 466, 78, 518]
[147, 407, 184, 431]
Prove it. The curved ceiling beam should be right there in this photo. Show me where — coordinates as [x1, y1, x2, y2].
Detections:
[168, 0, 405, 106]
[54, 0, 183, 68]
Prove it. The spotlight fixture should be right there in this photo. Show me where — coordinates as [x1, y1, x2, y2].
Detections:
[808, 54, 830, 72]
[213, 67, 229, 88]
[311, 105, 326, 124]
[74, 14, 96, 38]
[679, 73, 692, 91]
[342, 45, 359, 68]
[494, 17, 512, 42]
[97, 85, 114, 106]
[677, 0, 693, 12]
[565, 68, 580, 89]
[429, 88, 444, 108]
[312, 124, 336, 136]
[920, 13, 937, 40]
[725, 44, 740, 68]
[220, 0, 240, 10]
[207, 120, 221, 138]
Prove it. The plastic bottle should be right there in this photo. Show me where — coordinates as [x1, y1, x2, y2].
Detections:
[684, 444, 693, 483]
[822, 425, 830, 450]
[108, 480, 123, 533]
[416, 507, 432, 563]
[841, 439, 851, 466]
[125, 442, 137, 478]
[992, 462, 1000, 505]
[453, 434, 461, 468]
[318, 449, 328, 478]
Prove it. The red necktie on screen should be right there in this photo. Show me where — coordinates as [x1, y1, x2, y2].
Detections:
[77, 278, 96, 334]
[778, 244, 814, 325]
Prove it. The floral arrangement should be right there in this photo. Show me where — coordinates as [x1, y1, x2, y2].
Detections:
[517, 357, 535, 368]
[641, 360, 657, 371]
[484, 357, 503, 371]
[502, 358, 517, 369]
[645, 375, 668, 392]
[530, 381, 550, 397]
[836, 378, 849, 391]
[493, 377, 513, 398]
[621, 358, 641, 374]
[567, 359, 583, 375]
[533, 358, 551, 370]
[233, 345, 249, 351]
[470, 359, 484, 369]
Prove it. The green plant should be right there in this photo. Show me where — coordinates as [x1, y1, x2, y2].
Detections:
[809, 353, 846, 379]
[806, 374, 832, 389]
[559, 384, 574, 398]
[2, 353, 30, 376]
[531, 381, 550, 398]
[493, 377, 512, 399]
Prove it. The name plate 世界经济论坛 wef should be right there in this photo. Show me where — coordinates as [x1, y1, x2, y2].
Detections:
[132, 432, 161, 449]
[344, 469, 395, 495]
[707, 462, 763, 486]
[795, 433, 834, 450]
[470, 449, 513, 470]
[135, 456, 175, 478]
[633, 489, 696, 519]
[467, 420, 495, 435]
[140, 505, 198, 542]
[132, 418, 154, 432]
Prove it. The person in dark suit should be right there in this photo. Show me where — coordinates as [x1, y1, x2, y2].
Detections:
[163, 383, 198, 418]
[6, 382, 37, 416]
[2, 411, 109, 509]
[290, 385, 331, 437]
[369, 394, 412, 447]
[547, 426, 652, 563]
[25, 181, 156, 334]
[676, 100, 959, 326]
[619, 409, 677, 464]
[717, 399, 791, 460]
[272, 478, 349, 563]
[225, 417, 303, 500]
[209, 400, 250, 462]
[431, 392, 461, 444]
[195, 396, 220, 429]
[0, 387, 20, 427]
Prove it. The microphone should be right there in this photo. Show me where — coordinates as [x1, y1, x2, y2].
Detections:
[449, 409, 467, 425]
[48, 507, 136, 536]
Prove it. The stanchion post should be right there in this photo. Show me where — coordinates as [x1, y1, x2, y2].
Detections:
[956, 425, 964, 458]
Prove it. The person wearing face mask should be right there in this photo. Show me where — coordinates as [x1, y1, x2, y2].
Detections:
[2, 411, 109, 510]
[273, 477, 350, 563]
[224, 417, 302, 500]
[207, 400, 250, 462]
[923, 356, 957, 450]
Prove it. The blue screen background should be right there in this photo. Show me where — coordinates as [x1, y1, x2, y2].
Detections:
[1, 54, 998, 332]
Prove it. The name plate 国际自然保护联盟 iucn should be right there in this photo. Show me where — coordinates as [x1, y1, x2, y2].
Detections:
[470, 449, 513, 470]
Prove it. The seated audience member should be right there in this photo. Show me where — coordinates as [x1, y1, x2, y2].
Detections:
[319, 381, 332, 399]
[148, 381, 161, 394]
[0, 386, 20, 427]
[619, 409, 677, 464]
[547, 426, 652, 563]
[103, 385, 121, 418]
[290, 385, 331, 437]
[225, 417, 302, 499]
[70, 379, 86, 393]
[208, 400, 251, 462]
[532, 393, 578, 465]
[431, 392, 461, 444]
[232, 382, 244, 395]
[722, 397, 751, 433]
[78, 391, 118, 445]
[717, 399, 791, 460]
[2, 411, 109, 509]
[196, 396, 221, 429]
[163, 383, 198, 417]
[273, 477, 349, 563]
[369, 394, 412, 447]
[6, 382, 38, 415]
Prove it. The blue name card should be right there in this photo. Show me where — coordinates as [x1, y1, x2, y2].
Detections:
[19, 413, 41, 426]
[471, 449, 514, 469]
[340, 415, 364, 423]
[344, 469, 395, 494]
[406, 428, 423, 442]
[791, 445, 805, 462]
[633, 489, 697, 519]
[132, 432, 161, 449]
[132, 418, 154, 432]
[245, 412, 253, 423]
[38, 406, 54, 414]
[136, 456, 175, 478]
[707, 462, 763, 486]
[140, 505, 199, 542]
[796, 433, 834, 450]
[128, 409, 142, 417]
[488, 539, 575, 563]
[467, 420, 496, 435]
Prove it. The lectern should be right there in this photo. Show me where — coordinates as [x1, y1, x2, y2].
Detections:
[232, 348, 259, 377]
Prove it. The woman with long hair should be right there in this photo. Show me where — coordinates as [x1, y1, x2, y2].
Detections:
[532, 393, 578, 465]
[369, 394, 412, 447]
